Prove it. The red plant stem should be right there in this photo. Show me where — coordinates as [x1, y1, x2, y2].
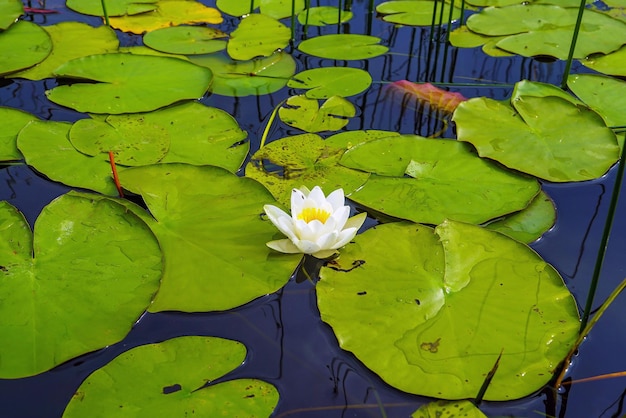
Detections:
[108, 151, 124, 198]
[24, 7, 58, 13]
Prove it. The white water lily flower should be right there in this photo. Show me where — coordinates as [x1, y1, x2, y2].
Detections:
[264, 186, 367, 259]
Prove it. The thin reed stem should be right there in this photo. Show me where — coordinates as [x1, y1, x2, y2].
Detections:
[100, 0, 109, 26]
[560, 0, 586, 88]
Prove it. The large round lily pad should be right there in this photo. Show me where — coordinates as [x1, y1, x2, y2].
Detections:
[298, 34, 388, 60]
[339, 135, 540, 225]
[317, 221, 579, 400]
[287, 67, 372, 99]
[119, 164, 302, 312]
[227, 13, 290, 60]
[46, 53, 213, 114]
[63, 336, 279, 417]
[0, 20, 52, 76]
[143, 26, 227, 55]
[453, 81, 620, 182]
[0, 193, 162, 378]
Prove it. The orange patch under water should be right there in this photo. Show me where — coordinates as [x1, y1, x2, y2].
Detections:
[298, 207, 330, 223]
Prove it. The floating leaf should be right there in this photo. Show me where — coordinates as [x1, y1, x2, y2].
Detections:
[582, 46, 626, 76]
[10, 22, 119, 80]
[63, 337, 279, 417]
[568, 74, 626, 128]
[227, 13, 290, 61]
[297, 6, 353, 26]
[485, 190, 555, 243]
[412, 400, 487, 418]
[376, 1, 462, 26]
[386, 81, 467, 114]
[298, 34, 388, 60]
[317, 221, 579, 400]
[245, 134, 370, 206]
[466, 5, 626, 59]
[0, 107, 37, 161]
[340, 135, 539, 225]
[260, 0, 305, 19]
[18, 121, 118, 195]
[108, 0, 223, 34]
[0, 193, 162, 378]
[119, 164, 301, 312]
[66, 0, 157, 16]
[287, 67, 372, 99]
[190, 51, 296, 97]
[278, 95, 356, 133]
[143, 26, 227, 55]
[453, 81, 620, 182]
[0, 20, 51, 76]
[216, 0, 260, 16]
[0, 0, 23, 30]
[46, 53, 212, 114]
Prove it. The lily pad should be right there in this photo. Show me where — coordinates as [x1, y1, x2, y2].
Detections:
[18, 121, 118, 195]
[466, 5, 626, 59]
[278, 95, 356, 133]
[216, 0, 259, 16]
[190, 51, 296, 97]
[245, 134, 370, 206]
[119, 164, 302, 312]
[568, 74, 626, 128]
[0, 20, 52, 76]
[66, 0, 157, 16]
[376, 1, 462, 26]
[298, 34, 388, 60]
[582, 46, 626, 76]
[340, 135, 539, 225]
[317, 221, 579, 400]
[227, 13, 290, 61]
[0, 193, 162, 378]
[453, 81, 620, 182]
[108, 0, 223, 34]
[0, 0, 22, 30]
[412, 400, 487, 418]
[287, 67, 372, 99]
[0, 107, 37, 161]
[143, 26, 227, 55]
[297, 6, 353, 26]
[10, 22, 119, 81]
[62, 336, 279, 417]
[46, 53, 213, 114]
[485, 189, 555, 243]
[260, 0, 305, 19]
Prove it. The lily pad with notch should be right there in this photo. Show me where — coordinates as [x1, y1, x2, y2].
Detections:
[376, 1, 462, 26]
[297, 6, 353, 26]
[287, 67, 372, 99]
[278, 95, 356, 133]
[0, 0, 23, 30]
[143, 26, 228, 55]
[0, 107, 38, 161]
[0, 20, 51, 76]
[227, 13, 290, 61]
[298, 34, 388, 60]
[66, 0, 157, 16]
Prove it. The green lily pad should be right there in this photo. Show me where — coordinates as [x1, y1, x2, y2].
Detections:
[216, 0, 260, 16]
[278, 95, 356, 133]
[485, 189, 555, 243]
[317, 221, 579, 400]
[287, 67, 372, 99]
[0, 20, 52, 76]
[0, 107, 37, 161]
[466, 0, 590, 5]
[108, 0, 223, 34]
[297, 6, 353, 26]
[568, 74, 626, 128]
[62, 336, 279, 417]
[189, 51, 296, 97]
[340, 135, 539, 225]
[260, 0, 305, 19]
[46, 53, 212, 114]
[582, 46, 626, 76]
[0, 0, 23, 30]
[412, 400, 487, 418]
[0, 193, 162, 378]
[298, 34, 388, 60]
[66, 0, 157, 16]
[69, 118, 170, 166]
[18, 121, 118, 195]
[118, 45, 190, 60]
[227, 13, 290, 61]
[325, 129, 401, 149]
[453, 81, 620, 182]
[449, 26, 513, 56]
[119, 164, 302, 312]
[10, 22, 119, 81]
[376, 1, 462, 26]
[245, 133, 370, 206]
[466, 5, 626, 59]
[143, 26, 227, 55]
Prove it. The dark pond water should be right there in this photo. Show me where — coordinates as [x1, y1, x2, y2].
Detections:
[2, 1, 626, 417]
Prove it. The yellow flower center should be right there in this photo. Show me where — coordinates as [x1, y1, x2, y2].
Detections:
[298, 207, 331, 224]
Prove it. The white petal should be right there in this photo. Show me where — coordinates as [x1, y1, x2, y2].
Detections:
[295, 239, 321, 254]
[344, 212, 367, 231]
[330, 227, 359, 249]
[326, 188, 345, 211]
[267, 239, 302, 254]
[312, 249, 337, 259]
[277, 217, 299, 242]
[308, 186, 327, 206]
[315, 230, 339, 250]
[295, 219, 324, 241]
[329, 206, 350, 231]
[290, 188, 307, 218]
[264, 205, 297, 238]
